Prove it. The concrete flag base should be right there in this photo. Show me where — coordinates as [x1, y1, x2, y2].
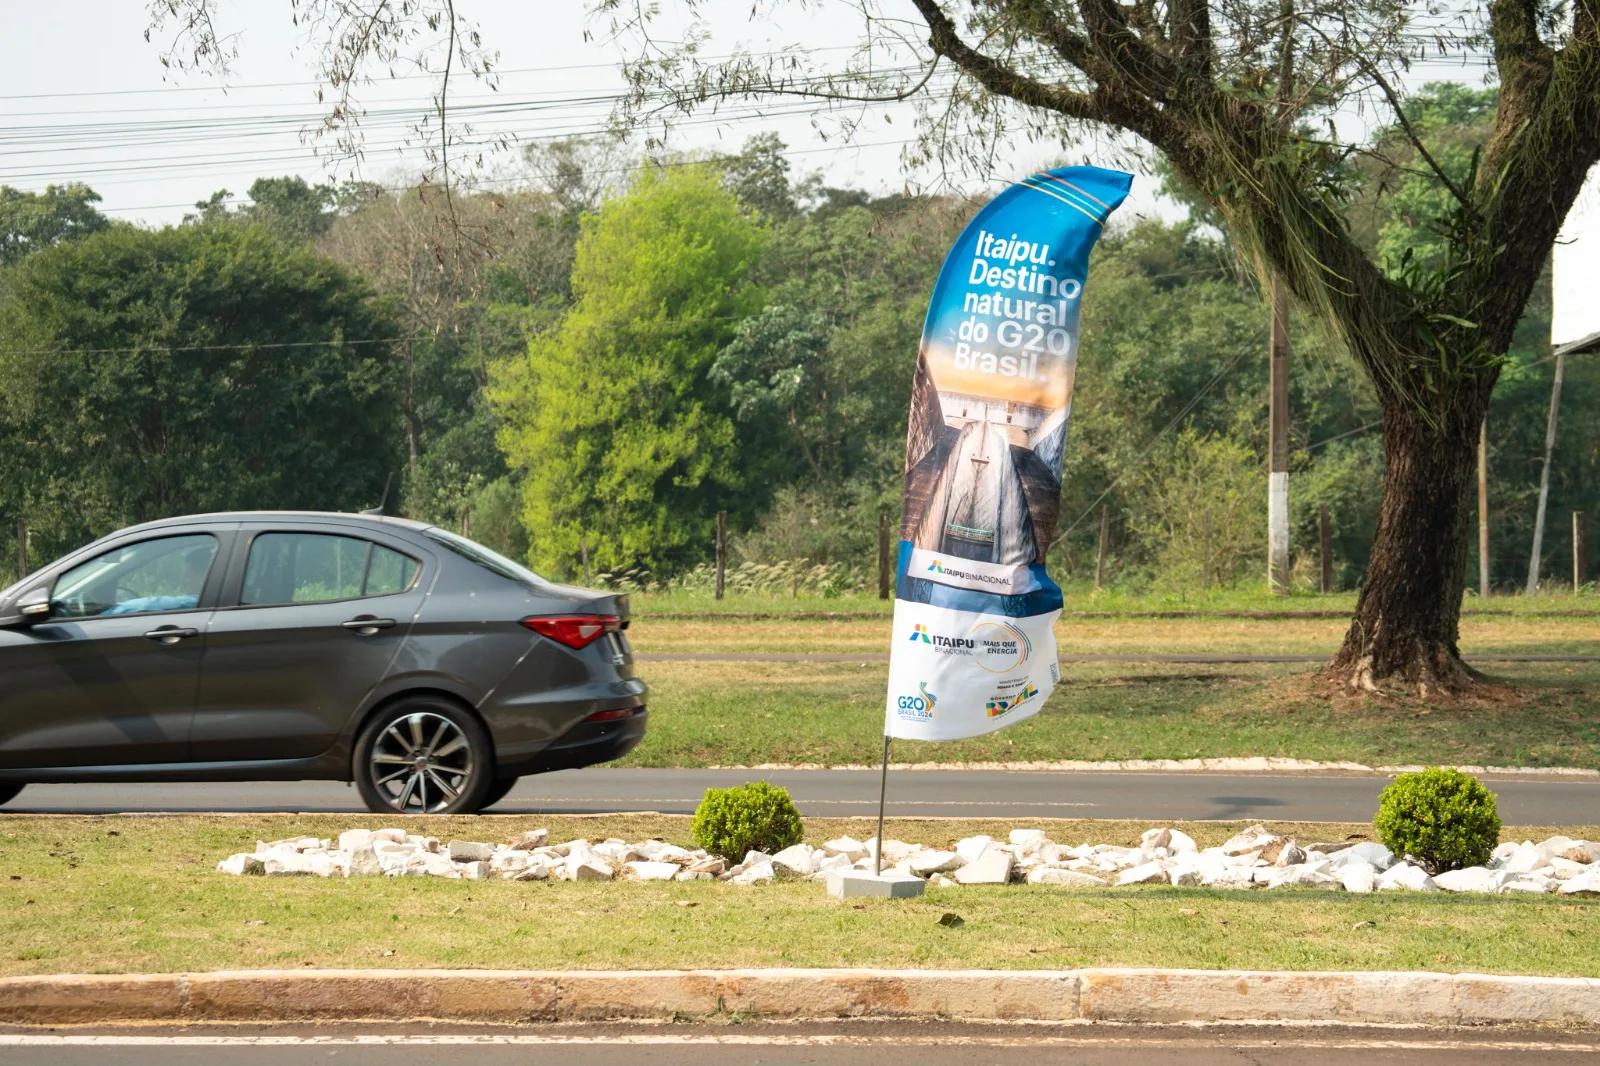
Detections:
[826, 869, 927, 899]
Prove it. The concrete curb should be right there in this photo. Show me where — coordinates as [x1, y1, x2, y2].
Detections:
[0, 969, 1596, 1027]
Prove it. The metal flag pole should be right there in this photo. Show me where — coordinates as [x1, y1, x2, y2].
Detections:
[874, 734, 891, 876]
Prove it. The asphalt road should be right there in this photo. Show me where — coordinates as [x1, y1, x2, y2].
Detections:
[8, 767, 1599, 824]
[0, 1023, 1596, 1064]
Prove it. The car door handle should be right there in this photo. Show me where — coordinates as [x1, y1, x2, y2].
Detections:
[342, 617, 397, 634]
[143, 626, 199, 644]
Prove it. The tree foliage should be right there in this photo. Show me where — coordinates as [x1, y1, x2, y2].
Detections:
[0, 184, 109, 266]
[493, 164, 766, 576]
[0, 223, 401, 559]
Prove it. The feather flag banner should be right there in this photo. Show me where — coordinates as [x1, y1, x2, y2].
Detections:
[885, 166, 1131, 741]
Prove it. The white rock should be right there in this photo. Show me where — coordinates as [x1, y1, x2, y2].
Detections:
[505, 828, 547, 850]
[816, 853, 854, 875]
[1167, 830, 1198, 853]
[1274, 842, 1307, 868]
[770, 845, 815, 876]
[1434, 866, 1507, 894]
[821, 836, 867, 861]
[552, 839, 587, 858]
[1337, 861, 1377, 894]
[1168, 868, 1202, 887]
[686, 856, 727, 876]
[1558, 868, 1600, 896]
[624, 861, 681, 881]
[346, 845, 382, 877]
[1501, 875, 1554, 894]
[954, 850, 1014, 885]
[1200, 868, 1256, 889]
[1116, 862, 1168, 886]
[217, 853, 265, 876]
[927, 873, 956, 888]
[1547, 857, 1590, 880]
[594, 840, 641, 863]
[1560, 842, 1600, 864]
[1328, 842, 1394, 872]
[1029, 867, 1104, 888]
[337, 829, 374, 853]
[512, 858, 552, 881]
[1536, 836, 1584, 860]
[1496, 842, 1549, 875]
[1376, 862, 1438, 892]
[1140, 828, 1172, 850]
[731, 861, 775, 885]
[865, 838, 917, 864]
[1267, 863, 1337, 889]
[955, 835, 994, 864]
[461, 861, 491, 881]
[447, 840, 494, 864]
[422, 853, 460, 878]
[675, 871, 713, 882]
[1009, 829, 1048, 847]
[371, 828, 407, 844]
[569, 858, 614, 882]
[1220, 824, 1281, 856]
[908, 850, 964, 876]
[638, 842, 695, 864]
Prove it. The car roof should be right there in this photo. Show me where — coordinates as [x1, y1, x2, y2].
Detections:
[115, 511, 434, 536]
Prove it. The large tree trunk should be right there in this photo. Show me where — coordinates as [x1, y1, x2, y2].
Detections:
[1328, 390, 1488, 694]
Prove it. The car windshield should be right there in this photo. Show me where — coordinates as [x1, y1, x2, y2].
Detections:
[423, 528, 548, 589]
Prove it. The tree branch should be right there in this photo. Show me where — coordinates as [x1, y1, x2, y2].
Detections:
[1360, 58, 1473, 209]
[908, 0, 1108, 123]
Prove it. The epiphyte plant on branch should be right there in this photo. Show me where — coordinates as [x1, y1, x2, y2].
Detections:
[144, 0, 1599, 694]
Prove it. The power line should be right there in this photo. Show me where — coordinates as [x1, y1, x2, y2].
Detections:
[0, 336, 413, 358]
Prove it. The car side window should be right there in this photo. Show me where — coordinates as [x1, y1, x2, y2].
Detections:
[240, 533, 419, 606]
[50, 534, 219, 619]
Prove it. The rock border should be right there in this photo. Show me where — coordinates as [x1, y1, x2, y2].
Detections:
[707, 759, 1600, 776]
[0, 969, 1596, 1027]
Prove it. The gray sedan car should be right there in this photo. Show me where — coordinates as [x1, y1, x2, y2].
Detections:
[0, 512, 647, 814]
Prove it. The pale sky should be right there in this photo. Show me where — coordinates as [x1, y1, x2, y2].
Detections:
[5, 2, 1490, 228]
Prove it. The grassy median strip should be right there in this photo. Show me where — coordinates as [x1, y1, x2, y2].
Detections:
[0, 815, 1597, 979]
[620, 660, 1600, 769]
[630, 611, 1600, 657]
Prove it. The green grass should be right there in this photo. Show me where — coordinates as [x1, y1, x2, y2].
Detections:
[1, 815, 1597, 978]
[628, 585, 1600, 619]
[619, 661, 1600, 769]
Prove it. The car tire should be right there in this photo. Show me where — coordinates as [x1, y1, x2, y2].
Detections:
[354, 697, 495, 816]
[0, 783, 23, 807]
[477, 776, 519, 812]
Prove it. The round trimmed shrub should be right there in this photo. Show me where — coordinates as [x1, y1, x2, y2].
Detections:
[692, 781, 804, 861]
[1373, 768, 1501, 873]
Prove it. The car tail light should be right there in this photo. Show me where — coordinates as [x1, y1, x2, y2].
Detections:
[584, 708, 636, 723]
[520, 615, 620, 649]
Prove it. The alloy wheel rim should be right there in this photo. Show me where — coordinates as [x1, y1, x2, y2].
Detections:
[370, 712, 474, 814]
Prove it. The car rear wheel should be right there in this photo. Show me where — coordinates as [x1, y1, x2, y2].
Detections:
[0, 783, 24, 808]
[478, 776, 519, 811]
[354, 698, 494, 815]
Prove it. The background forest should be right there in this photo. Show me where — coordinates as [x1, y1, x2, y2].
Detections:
[0, 85, 1593, 597]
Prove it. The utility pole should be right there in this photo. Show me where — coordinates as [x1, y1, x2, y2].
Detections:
[1527, 350, 1566, 595]
[1576, 511, 1589, 594]
[1201, 507, 1212, 592]
[15, 518, 24, 579]
[1094, 505, 1110, 592]
[1478, 417, 1491, 597]
[714, 511, 726, 600]
[1269, 275, 1291, 595]
[579, 533, 591, 587]
[1319, 505, 1332, 594]
[877, 513, 891, 600]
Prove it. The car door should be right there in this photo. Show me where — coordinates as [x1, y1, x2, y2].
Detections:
[0, 529, 231, 770]
[188, 525, 430, 762]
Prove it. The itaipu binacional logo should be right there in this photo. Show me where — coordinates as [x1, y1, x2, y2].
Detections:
[895, 681, 938, 722]
[985, 683, 1039, 719]
[908, 620, 1029, 672]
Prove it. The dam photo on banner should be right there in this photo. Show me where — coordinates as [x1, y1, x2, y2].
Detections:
[886, 166, 1131, 742]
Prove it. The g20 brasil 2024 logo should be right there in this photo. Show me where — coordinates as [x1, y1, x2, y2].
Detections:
[985, 683, 1039, 719]
[895, 681, 938, 721]
[909, 620, 1030, 672]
